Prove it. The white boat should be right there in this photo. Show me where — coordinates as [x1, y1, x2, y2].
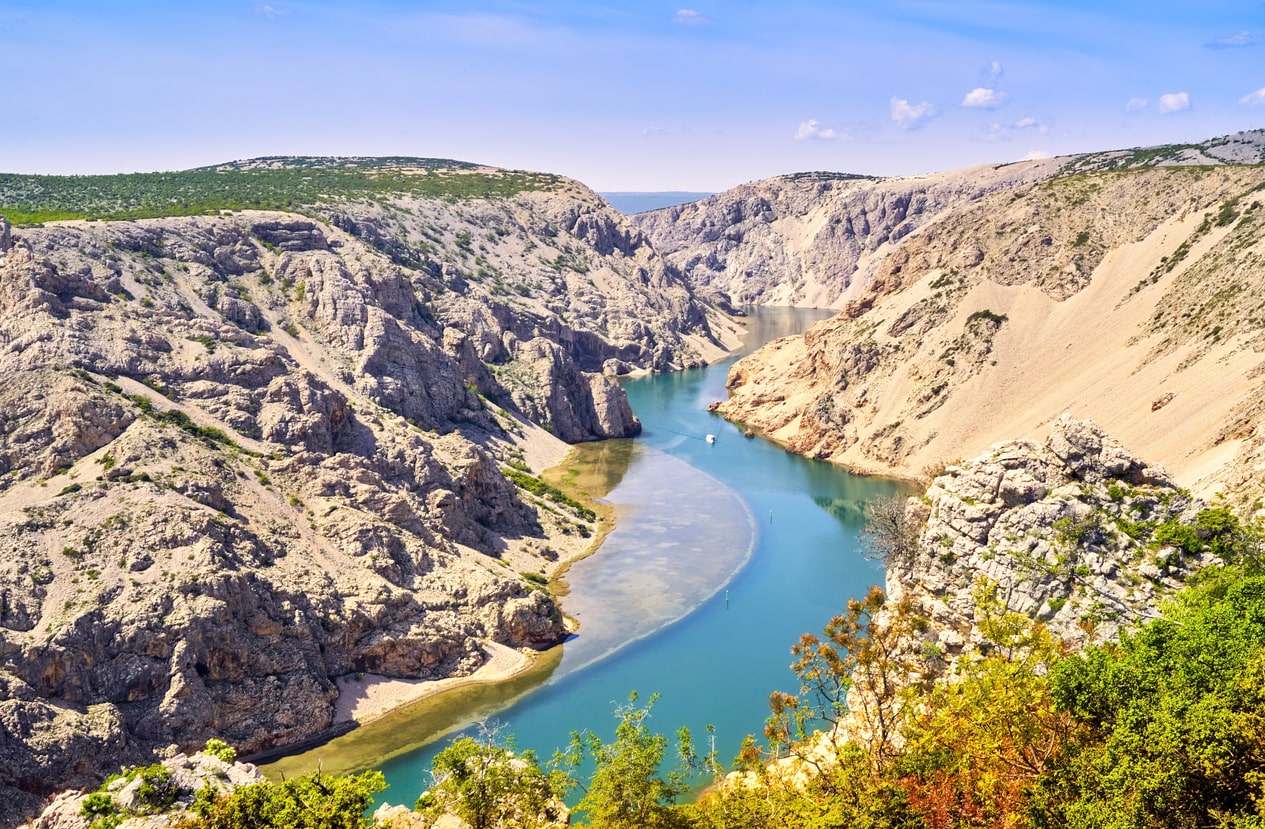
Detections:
[705, 434, 716, 444]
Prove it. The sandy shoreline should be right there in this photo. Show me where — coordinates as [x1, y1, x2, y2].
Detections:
[331, 640, 537, 726]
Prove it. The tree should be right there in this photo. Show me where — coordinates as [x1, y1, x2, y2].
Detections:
[861, 495, 923, 566]
[557, 692, 703, 829]
[415, 723, 565, 829]
[1035, 569, 1265, 828]
[896, 589, 1078, 829]
[765, 586, 929, 775]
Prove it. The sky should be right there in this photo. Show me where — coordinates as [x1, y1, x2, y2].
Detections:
[2, 1, 1264, 190]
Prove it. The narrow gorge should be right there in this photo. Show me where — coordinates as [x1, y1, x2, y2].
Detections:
[8, 129, 1265, 827]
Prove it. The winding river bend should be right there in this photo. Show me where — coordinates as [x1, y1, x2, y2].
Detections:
[267, 308, 909, 806]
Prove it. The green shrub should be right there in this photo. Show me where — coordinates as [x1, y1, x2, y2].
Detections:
[133, 764, 178, 813]
[203, 738, 237, 763]
[80, 791, 122, 829]
[184, 769, 385, 828]
[1153, 518, 1201, 554]
[503, 469, 595, 522]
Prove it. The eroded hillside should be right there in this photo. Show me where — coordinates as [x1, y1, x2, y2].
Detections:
[0, 159, 738, 824]
[692, 148, 1265, 506]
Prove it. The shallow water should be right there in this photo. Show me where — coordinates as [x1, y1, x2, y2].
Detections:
[266, 307, 910, 806]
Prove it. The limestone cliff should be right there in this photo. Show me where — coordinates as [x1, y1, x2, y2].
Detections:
[635, 130, 1265, 311]
[705, 136, 1265, 506]
[632, 163, 1064, 309]
[0, 159, 737, 826]
[889, 415, 1218, 663]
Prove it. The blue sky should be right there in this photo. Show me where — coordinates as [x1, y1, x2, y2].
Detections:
[2, 1, 1263, 189]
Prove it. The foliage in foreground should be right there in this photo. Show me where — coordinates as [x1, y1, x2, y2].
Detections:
[75, 511, 1265, 828]
[415, 726, 566, 829]
[176, 770, 385, 829]
[688, 563, 1265, 829]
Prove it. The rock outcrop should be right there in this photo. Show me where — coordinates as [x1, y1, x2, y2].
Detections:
[888, 415, 1217, 664]
[25, 750, 266, 829]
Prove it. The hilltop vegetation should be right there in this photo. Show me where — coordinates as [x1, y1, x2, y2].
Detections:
[0, 157, 563, 224]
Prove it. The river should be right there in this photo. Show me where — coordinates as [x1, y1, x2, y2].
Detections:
[263, 307, 909, 807]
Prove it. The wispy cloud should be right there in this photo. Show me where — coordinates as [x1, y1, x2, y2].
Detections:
[1021, 150, 1053, 161]
[890, 97, 935, 130]
[1125, 97, 1148, 112]
[795, 119, 839, 140]
[1241, 88, 1265, 107]
[673, 9, 708, 26]
[1158, 92, 1190, 114]
[962, 87, 1008, 109]
[984, 60, 1003, 82]
[1207, 31, 1261, 48]
[254, 4, 286, 17]
[981, 116, 1047, 142]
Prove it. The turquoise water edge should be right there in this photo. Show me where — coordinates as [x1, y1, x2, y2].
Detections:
[275, 307, 910, 808]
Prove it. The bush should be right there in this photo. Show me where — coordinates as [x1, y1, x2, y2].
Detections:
[180, 769, 385, 829]
[417, 731, 564, 829]
[203, 738, 237, 763]
[80, 791, 122, 829]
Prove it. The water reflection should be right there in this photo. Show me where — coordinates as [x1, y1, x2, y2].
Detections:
[555, 444, 755, 676]
[543, 438, 635, 505]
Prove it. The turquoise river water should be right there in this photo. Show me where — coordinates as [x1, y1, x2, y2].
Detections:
[268, 307, 909, 807]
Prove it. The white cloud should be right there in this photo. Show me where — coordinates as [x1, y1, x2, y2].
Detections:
[1013, 116, 1048, 135]
[641, 126, 666, 137]
[1021, 150, 1053, 161]
[1240, 88, 1265, 107]
[795, 119, 840, 140]
[986, 61, 1003, 81]
[255, 4, 285, 16]
[962, 87, 1008, 109]
[890, 97, 936, 130]
[1125, 97, 1148, 112]
[1158, 92, 1191, 114]
[673, 9, 708, 25]
[1207, 31, 1262, 48]
[980, 116, 1045, 142]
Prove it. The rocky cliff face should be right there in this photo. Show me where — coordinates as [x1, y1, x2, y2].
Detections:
[889, 415, 1217, 663]
[632, 163, 1064, 309]
[711, 152, 1265, 506]
[0, 163, 737, 826]
[635, 130, 1265, 312]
